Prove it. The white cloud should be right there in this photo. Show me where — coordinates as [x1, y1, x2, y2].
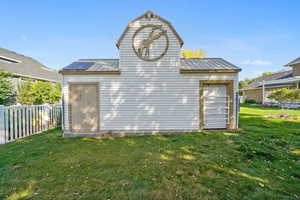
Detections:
[241, 59, 272, 66]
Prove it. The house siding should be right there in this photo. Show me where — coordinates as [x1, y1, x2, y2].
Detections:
[243, 89, 263, 103]
[243, 86, 297, 103]
[293, 63, 300, 77]
[63, 73, 238, 132]
[62, 16, 239, 133]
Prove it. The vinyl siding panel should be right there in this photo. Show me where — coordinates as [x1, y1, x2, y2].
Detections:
[63, 73, 238, 131]
[62, 16, 239, 133]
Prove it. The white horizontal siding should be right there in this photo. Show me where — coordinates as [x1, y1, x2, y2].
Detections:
[102, 121, 199, 130]
[62, 81, 69, 131]
[63, 75, 237, 131]
[62, 16, 239, 132]
[101, 105, 197, 111]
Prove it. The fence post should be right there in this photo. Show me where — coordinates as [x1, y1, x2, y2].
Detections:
[43, 104, 50, 130]
[0, 105, 5, 144]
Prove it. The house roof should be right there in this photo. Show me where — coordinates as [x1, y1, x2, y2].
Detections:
[0, 47, 61, 82]
[257, 82, 295, 88]
[242, 70, 294, 90]
[285, 57, 300, 66]
[62, 59, 120, 72]
[116, 11, 184, 48]
[61, 58, 240, 73]
[180, 58, 240, 72]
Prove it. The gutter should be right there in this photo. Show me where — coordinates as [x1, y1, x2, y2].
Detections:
[263, 77, 300, 85]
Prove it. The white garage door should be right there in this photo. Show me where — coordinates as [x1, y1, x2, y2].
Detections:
[203, 84, 228, 129]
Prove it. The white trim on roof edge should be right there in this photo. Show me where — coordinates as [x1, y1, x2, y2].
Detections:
[0, 55, 21, 63]
[10, 72, 60, 83]
[263, 77, 300, 85]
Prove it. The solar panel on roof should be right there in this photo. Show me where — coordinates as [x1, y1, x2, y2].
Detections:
[63, 62, 95, 70]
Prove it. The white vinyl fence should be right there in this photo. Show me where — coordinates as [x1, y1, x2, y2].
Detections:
[0, 104, 62, 144]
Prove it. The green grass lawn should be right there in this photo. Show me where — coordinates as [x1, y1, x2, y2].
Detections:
[0, 104, 300, 200]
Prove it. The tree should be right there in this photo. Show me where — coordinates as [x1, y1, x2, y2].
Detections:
[268, 88, 300, 109]
[17, 81, 34, 104]
[286, 89, 300, 104]
[268, 88, 290, 109]
[0, 69, 15, 105]
[262, 72, 274, 77]
[239, 77, 256, 89]
[18, 81, 61, 105]
[181, 49, 206, 58]
[239, 72, 275, 89]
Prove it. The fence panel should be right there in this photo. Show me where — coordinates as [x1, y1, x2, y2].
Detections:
[0, 104, 62, 144]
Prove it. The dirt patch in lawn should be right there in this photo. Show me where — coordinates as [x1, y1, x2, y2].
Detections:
[265, 114, 299, 120]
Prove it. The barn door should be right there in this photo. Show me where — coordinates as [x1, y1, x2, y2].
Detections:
[69, 83, 99, 133]
[203, 84, 228, 129]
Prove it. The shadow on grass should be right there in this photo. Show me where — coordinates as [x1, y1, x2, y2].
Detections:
[1, 110, 300, 199]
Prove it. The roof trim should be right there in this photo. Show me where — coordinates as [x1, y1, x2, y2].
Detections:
[240, 84, 295, 91]
[0, 55, 21, 63]
[241, 70, 293, 90]
[8, 72, 60, 82]
[180, 69, 241, 74]
[59, 70, 121, 75]
[263, 76, 300, 85]
[0, 47, 62, 82]
[116, 11, 184, 48]
[285, 57, 300, 66]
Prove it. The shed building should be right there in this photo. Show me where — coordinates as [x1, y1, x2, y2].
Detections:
[60, 11, 241, 137]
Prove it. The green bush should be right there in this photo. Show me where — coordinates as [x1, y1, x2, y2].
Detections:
[268, 88, 300, 108]
[18, 81, 61, 105]
[245, 99, 257, 104]
[0, 69, 16, 105]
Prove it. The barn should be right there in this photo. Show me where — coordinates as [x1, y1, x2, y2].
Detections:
[60, 11, 241, 137]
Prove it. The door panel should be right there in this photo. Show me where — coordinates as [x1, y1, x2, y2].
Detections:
[203, 85, 228, 129]
[69, 84, 99, 132]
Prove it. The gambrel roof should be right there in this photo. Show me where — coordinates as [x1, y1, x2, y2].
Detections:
[116, 11, 184, 48]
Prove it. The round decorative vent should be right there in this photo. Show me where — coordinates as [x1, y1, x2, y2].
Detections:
[132, 24, 169, 61]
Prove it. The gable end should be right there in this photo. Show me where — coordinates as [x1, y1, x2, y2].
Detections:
[116, 11, 184, 48]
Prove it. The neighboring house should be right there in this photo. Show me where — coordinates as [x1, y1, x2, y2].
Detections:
[0, 47, 62, 87]
[60, 11, 241, 137]
[241, 57, 300, 103]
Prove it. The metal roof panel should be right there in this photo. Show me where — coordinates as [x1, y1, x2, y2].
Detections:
[61, 58, 240, 72]
[63, 62, 95, 70]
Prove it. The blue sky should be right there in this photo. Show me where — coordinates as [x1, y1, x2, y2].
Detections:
[1, 0, 299, 79]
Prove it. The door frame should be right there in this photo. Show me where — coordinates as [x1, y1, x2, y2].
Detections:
[199, 80, 234, 130]
[68, 82, 100, 133]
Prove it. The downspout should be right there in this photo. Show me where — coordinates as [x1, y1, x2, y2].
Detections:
[262, 80, 265, 104]
[236, 73, 239, 129]
[61, 75, 65, 133]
